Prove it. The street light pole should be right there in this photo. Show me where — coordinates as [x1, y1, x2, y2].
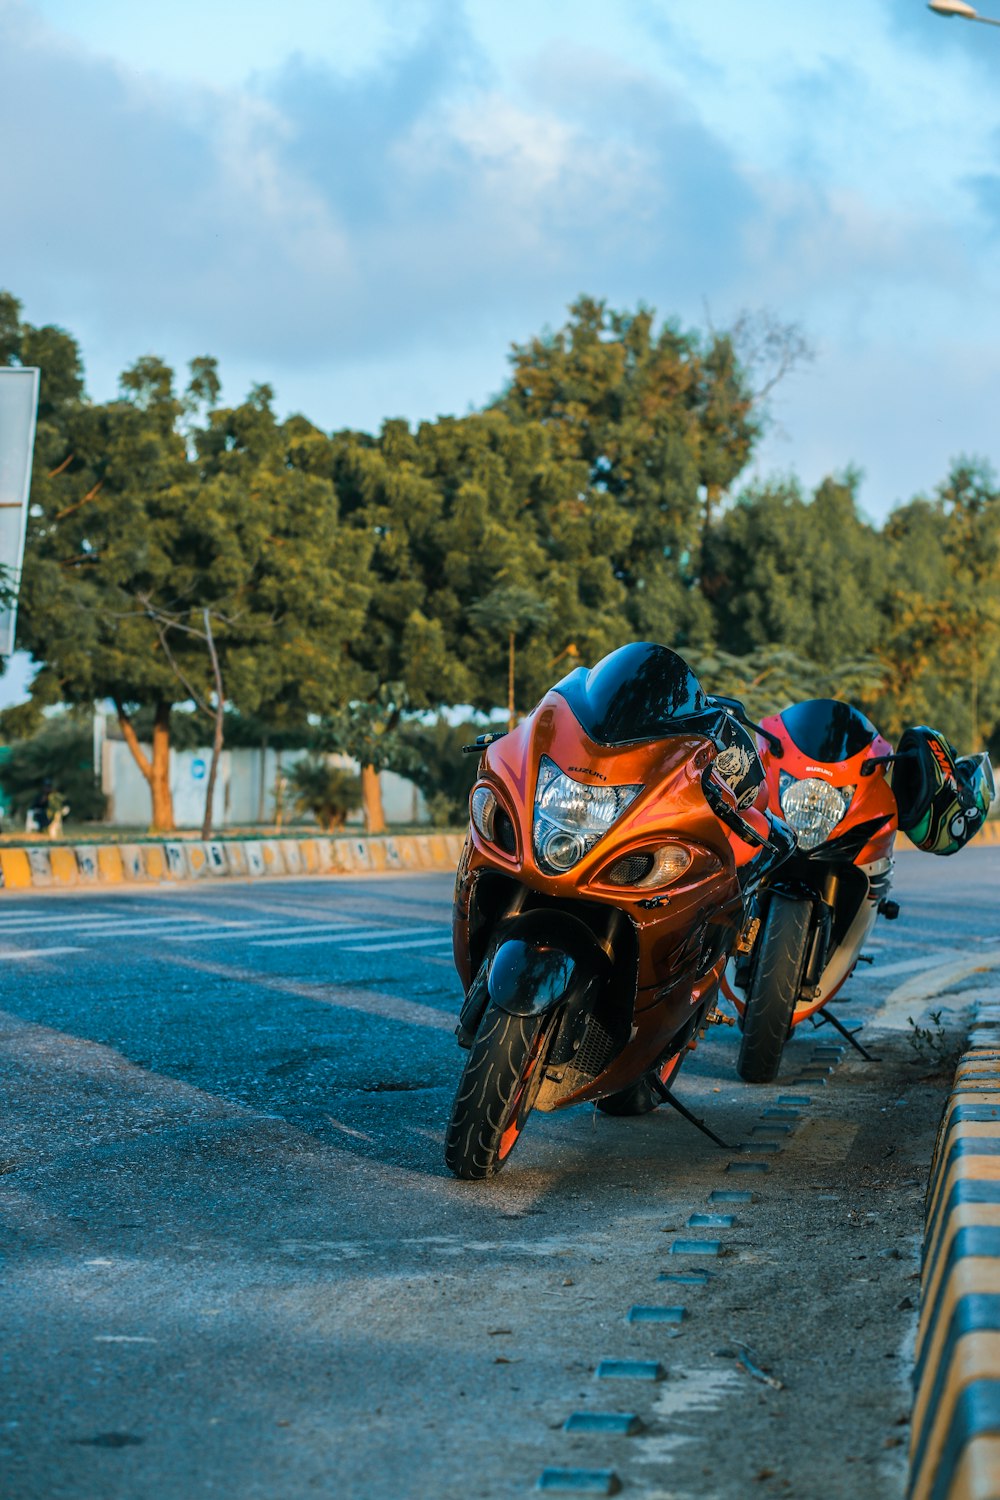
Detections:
[928, 0, 1000, 26]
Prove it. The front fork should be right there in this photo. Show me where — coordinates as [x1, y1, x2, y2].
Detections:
[735, 869, 839, 1005]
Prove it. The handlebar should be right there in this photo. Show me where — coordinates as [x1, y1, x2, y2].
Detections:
[462, 732, 508, 755]
[700, 764, 769, 848]
[707, 696, 784, 757]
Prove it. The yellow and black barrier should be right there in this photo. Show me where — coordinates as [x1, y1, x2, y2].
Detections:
[0, 832, 466, 892]
[909, 1002, 1000, 1499]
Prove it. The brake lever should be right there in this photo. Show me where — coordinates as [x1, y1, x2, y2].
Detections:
[861, 753, 902, 777]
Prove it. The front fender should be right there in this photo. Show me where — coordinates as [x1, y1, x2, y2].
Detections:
[487, 910, 610, 1018]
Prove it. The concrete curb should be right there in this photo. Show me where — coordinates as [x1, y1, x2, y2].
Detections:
[909, 1000, 1000, 1499]
[0, 833, 467, 892]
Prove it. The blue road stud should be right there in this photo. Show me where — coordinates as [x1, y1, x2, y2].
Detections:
[791, 1075, 826, 1085]
[670, 1238, 722, 1256]
[726, 1160, 770, 1173]
[563, 1413, 643, 1436]
[739, 1142, 781, 1153]
[687, 1213, 734, 1228]
[762, 1107, 799, 1119]
[709, 1189, 752, 1204]
[537, 1468, 622, 1495]
[627, 1305, 686, 1323]
[777, 1095, 811, 1106]
[658, 1271, 711, 1285]
[752, 1123, 792, 1134]
[596, 1359, 666, 1380]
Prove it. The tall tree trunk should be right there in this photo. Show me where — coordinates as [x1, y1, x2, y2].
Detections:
[361, 763, 386, 834]
[116, 697, 175, 832]
[201, 609, 225, 840]
[150, 701, 174, 832]
[258, 731, 268, 823]
[508, 630, 516, 731]
[703, 482, 722, 538]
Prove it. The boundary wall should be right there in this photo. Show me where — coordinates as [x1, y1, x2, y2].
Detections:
[0, 833, 466, 891]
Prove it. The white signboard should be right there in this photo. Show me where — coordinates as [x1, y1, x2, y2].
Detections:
[0, 368, 40, 658]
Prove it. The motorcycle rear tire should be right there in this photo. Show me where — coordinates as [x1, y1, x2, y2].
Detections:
[444, 1005, 549, 1180]
[736, 895, 812, 1084]
[596, 1052, 685, 1116]
[595, 1077, 659, 1116]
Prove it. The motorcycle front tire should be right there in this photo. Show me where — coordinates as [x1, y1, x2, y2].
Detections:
[736, 895, 813, 1084]
[444, 1004, 549, 1180]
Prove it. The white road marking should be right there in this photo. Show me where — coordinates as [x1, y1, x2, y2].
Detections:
[326, 1117, 374, 1142]
[251, 925, 441, 950]
[93, 1335, 158, 1344]
[0, 945, 85, 960]
[343, 934, 452, 954]
[876, 946, 1000, 1029]
[868, 951, 967, 979]
[241, 922, 360, 942]
[0, 915, 234, 937]
[162, 926, 280, 943]
[169, 954, 457, 1032]
[0, 913, 135, 931]
[637, 1368, 743, 1465]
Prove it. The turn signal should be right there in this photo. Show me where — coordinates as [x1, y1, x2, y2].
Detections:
[605, 844, 693, 890]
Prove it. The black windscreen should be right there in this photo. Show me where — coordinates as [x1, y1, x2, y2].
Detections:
[553, 642, 708, 746]
[780, 699, 878, 762]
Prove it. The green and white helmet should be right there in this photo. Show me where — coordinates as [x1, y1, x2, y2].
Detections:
[890, 727, 996, 856]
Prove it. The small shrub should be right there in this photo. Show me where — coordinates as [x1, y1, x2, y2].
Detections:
[0, 716, 106, 823]
[288, 755, 362, 831]
[397, 718, 483, 827]
[906, 1009, 962, 1074]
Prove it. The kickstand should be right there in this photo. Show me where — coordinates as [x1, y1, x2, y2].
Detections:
[816, 1007, 881, 1062]
[650, 1077, 734, 1150]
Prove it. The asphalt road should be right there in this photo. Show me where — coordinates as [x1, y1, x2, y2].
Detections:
[2, 848, 998, 1500]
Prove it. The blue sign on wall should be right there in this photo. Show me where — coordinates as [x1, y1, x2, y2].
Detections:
[191, 758, 207, 781]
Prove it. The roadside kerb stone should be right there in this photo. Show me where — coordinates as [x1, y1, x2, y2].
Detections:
[0, 833, 462, 892]
[908, 999, 1000, 1500]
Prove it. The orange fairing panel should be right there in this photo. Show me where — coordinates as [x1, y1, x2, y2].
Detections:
[477, 696, 739, 890]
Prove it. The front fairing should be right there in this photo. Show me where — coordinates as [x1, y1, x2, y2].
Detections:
[723, 700, 898, 1023]
[759, 703, 897, 867]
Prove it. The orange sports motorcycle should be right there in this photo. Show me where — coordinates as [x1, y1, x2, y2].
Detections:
[445, 642, 795, 1180]
[726, 698, 900, 1083]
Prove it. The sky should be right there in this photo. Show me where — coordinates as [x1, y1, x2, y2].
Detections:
[2, 0, 1000, 701]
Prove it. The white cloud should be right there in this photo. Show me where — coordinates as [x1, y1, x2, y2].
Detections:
[2, 0, 1000, 521]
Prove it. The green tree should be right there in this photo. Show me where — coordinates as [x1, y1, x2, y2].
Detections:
[496, 296, 758, 647]
[689, 645, 887, 722]
[467, 585, 551, 728]
[317, 684, 421, 834]
[878, 462, 1000, 747]
[0, 714, 105, 823]
[5, 296, 371, 830]
[701, 473, 884, 668]
[397, 717, 483, 827]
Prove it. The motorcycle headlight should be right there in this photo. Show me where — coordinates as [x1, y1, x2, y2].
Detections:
[533, 756, 642, 873]
[779, 773, 855, 851]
